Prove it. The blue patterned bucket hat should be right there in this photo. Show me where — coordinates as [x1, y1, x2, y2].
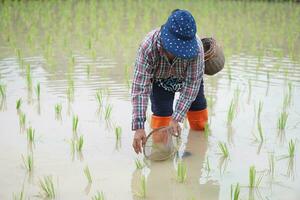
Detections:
[161, 9, 199, 59]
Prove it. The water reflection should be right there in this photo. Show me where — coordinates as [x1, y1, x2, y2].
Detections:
[131, 130, 219, 200]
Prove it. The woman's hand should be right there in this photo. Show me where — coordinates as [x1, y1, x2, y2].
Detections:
[132, 129, 147, 154]
[169, 119, 181, 136]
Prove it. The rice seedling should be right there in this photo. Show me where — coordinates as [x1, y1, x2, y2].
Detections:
[115, 126, 122, 141]
[19, 112, 26, 129]
[104, 104, 112, 120]
[13, 186, 25, 200]
[38, 176, 55, 199]
[36, 83, 40, 100]
[96, 90, 103, 107]
[227, 99, 236, 125]
[72, 115, 79, 133]
[84, 165, 92, 183]
[76, 135, 84, 152]
[230, 183, 240, 200]
[26, 127, 35, 144]
[257, 100, 263, 120]
[25, 64, 32, 89]
[204, 123, 211, 138]
[137, 175, 147, 198]
[135, 158, 144, 170]
[86, 64, 90, 76]
[16, 98, 22, 110]
[249, 165, 263, 188]
[268, 154, 275, 179]
[218, 142, 229, 158]
[257, 120, 264, 142]
[204, 157, 211, 175]
[176, 160, 187, 183]
[22, 154, 33, 173]
[54, 103, 62, 116]
[0, 84, 6, 99]
[92, 191, 105, 200]
[288, 139, 295, 158]
[277, 111, 288, 130]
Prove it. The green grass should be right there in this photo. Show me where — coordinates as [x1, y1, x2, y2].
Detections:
[204, 123, 211, 138]
[96, 90, 103, 107]
[135, 158, 144, 170]
[104, 104, 112, 120]
[13, 187, 25, 200]
[36, 82, 40, 100]
[277, 111, 288, 130]
[26, 126, 35, 144]
[115, 126, 122, 141]
[249, 165, 263, 188]
[0, 84, 6, 99]
[19, 112, 26, 129]
[54, 103, 62, 116]
[257, 100, 263, 120]
[72, 115, 79, 133]
[176, 160, 187, 183]
[16, 98, 22, 110]
[218, 142, 229, 158]
[205, 157, 211, 174]
[84, 165, 92, 183]
[227, 99, 236, 125]
[39, 176, 55, 199]
[288, 139, 295, 158]
[22, 154, 33, 173]
[230, 183, 240, 200]
[25, 64, 32, 89]
[257, 120, 264, 142]
[137, 175, 147, 198]
[92, 191, 105, 200]
[268, 154, 275, 179]
[77, 135, 84, 152]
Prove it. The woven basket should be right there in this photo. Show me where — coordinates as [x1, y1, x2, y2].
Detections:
[201, 38, 225, 76]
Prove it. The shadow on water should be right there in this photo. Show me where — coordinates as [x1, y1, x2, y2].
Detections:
[131, 130, 219, 200]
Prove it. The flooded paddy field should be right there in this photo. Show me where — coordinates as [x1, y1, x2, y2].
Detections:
[0, 0, 300, 199]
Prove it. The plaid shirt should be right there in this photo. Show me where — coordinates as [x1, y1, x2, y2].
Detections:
[131, 28, 204, 130]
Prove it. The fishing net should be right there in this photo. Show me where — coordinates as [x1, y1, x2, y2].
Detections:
[143, 126, 180, 161]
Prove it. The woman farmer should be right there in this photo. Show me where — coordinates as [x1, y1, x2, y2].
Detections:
[132, 9, 208, 154]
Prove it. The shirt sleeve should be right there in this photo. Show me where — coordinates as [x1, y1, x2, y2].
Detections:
[131, 45, 154, 130]
[172, 43, 204, 122]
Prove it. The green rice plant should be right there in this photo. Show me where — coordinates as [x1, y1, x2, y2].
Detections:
[84, 165, 92, 183]
[204, 157, 211, 174]
[54, 104, 62, 116]
[36, 83, 40, 100]
[86, 64, 90, 76]
[19, 112, 26, 129]
[277, 111, 288, 130]
[176, 160, 187, 183]
[204, 123, 211, 138]
[135, 158, 144, 170]
[76, 135, 84, 152]
[230, 183, 240, 200]
[104, 104, 112, 120]
[268, 154, 275, 179]
[218, 142, 229, 158]
[288, 139, 295, 158]
[115, 126, 122, 141]
[257, 120, 264, 142]
[26, 127, 35, 144]
[92, 191, 105, 200]
[249, 165, 263, 188]
[0, 84, 6, 99]
[137, 175, 147, 198]
[227, 99, 236, 125]
[72, 115, 79, 133]
[16, 98, 22, 110]
[257, 100, 263, 120]
[13, 187, 25, 200]
[39, 176, 55, 199]
[22, 154, 33, 172]
[96, 90, 103, 107]
[25, 64, 32, 89]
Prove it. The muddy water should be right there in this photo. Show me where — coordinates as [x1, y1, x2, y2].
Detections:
[1, 1, 300, 200]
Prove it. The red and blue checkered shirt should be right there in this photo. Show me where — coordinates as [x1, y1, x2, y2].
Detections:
[131, 28, 204, 130]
